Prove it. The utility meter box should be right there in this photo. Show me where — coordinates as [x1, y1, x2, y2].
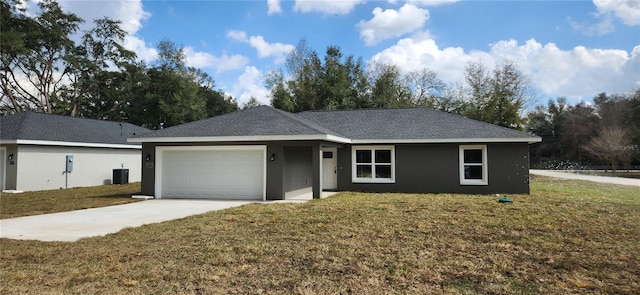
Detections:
[65, 155, 73, 173]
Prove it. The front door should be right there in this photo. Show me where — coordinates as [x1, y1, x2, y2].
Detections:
[322, 148, 337, 190]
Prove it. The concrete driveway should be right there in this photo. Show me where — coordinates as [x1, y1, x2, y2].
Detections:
[0, 200, 254, 242]
[530, 169, 640, 187]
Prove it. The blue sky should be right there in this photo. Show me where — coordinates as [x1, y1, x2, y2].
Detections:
[48, 0, 640, 106]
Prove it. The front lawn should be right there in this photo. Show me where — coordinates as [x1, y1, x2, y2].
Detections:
[1, 177, 639, 294]
[0, 183, 142, 219]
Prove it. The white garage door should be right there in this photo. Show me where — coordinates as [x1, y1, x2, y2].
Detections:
[157, 146, 265, 200]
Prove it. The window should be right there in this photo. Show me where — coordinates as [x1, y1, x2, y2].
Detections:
[459, 145, 488, 185]
[352, 146, 395, 183]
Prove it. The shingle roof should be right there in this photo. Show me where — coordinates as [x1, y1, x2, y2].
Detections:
[0, 112, 150, 145]
[131, 106, 540, 143]
[298, 108, 537, 141]
[133, 105, 345, 139]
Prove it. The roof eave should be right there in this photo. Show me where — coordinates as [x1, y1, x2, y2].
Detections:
[0, 139, 141, 149]
[128, 135, 541, 145]
[351, 137, 542, 144]
[128, 134, 353, 144]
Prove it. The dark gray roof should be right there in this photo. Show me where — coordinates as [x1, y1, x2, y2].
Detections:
[133, 106, 345, 139]
[132, 106, 540, 143]
[298, 108, 537, 140]
[0, 112, 150, 145]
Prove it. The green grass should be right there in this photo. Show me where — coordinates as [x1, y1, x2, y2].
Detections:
[1, 176, 639, 294]
[0, 183, 142, 219]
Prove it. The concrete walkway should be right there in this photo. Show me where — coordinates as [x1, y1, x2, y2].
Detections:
[530, 169, 640, 187]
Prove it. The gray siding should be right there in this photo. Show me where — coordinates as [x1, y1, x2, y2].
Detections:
[337, 143, 531, 194]
[1, 145, 18, 190]
[283, 146, 312, 198]
[140, 144, 156, 196]
[266, 143, 284, 200]
[139, 141, 531, 198]
[140, 141, 323, 200]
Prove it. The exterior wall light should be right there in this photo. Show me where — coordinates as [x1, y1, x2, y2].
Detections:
[8, 153, 13, 160]
[270, 153, 276, 161]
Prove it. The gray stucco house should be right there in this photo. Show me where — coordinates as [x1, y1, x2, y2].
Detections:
[0, 112, 149, 191]
[129, 106, 541, 200]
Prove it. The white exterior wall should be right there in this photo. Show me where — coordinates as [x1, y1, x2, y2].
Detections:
[16, 145, 141, 191]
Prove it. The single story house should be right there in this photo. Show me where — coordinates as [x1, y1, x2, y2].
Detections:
[129, 106, 541, 200]
[0, 112, 150, 191]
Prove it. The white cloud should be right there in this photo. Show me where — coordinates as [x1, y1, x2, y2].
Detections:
[267, 0, 283, 15]
[593, 0, 640, 26]
[371, 35, 640, 100]
[293, 0, 365, 15]
[227, 31, 294, 64]
[369, 33, 469, 83]
[54, 0, 157, 64]
[248, 36, 295, 62]
[231, 66, 271, 105]
[487, 39, 638, 98]
[572, 0, 640, 36]
[570, 14, 615, 36]
[227, 30, 248, 42]
[183, 47, 249, 72]
[124, 36, 158, 63]
[407, 0, 459, 6]
[357, 4, 429, 46]
[58, 0, 150, 34]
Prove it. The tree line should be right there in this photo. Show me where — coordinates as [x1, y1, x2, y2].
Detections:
[266, 39, 532, 130]
[1, 0, 238, 129]
[527, 92, 640, 170]
[2, 0, 638, 168]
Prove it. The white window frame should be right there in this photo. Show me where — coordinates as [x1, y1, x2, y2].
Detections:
[351, 145, 395, 183]
[459, 145, 488, 185]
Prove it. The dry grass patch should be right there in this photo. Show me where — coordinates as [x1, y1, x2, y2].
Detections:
[1, 176, 639, 294]
[0, 183, 142, 219]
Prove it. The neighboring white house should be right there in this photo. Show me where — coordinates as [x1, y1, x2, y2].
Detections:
[0, 112, 150, 192]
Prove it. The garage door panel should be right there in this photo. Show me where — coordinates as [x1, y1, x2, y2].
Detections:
[160, 147, 264, 200]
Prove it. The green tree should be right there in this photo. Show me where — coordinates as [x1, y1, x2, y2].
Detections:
[628, 89, 640, 145]
[266, 70, 294, 112]
[268, 40, 368, 112]
[146, 40, 205, 128]
[526, 97, 568, 165]
[0, 0, 82, 114]
[1, 0, 30, 113]
[133, 40, 238, 129]
[92, 62, 150, 122]
[368, 63, 412, 108]
[291, 51, 323, 111]
[59, 17, 137, 117]
[593, 92, 634, 129]
[462, 59, 532, 129]
[559, 102, 600, 162]
[406, 68, 446, 108]
[241, 97, 262, 110]
[318, 46, 368, 110]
